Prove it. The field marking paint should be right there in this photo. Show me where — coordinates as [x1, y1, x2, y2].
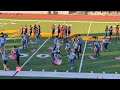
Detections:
[35, 21, 41, 24]
[10, 22, 17, 24]
[26, 21, 40, 30]
[36, 54, 50, 58]
[6, 33, 18, 40]
[21, 37, 50, 68]
[21, 20, 61, 67]
[11, 37, 51, 79]
[0, 21, 15, 27]
[0, 20, 19, 40]
[11, 20, 68, 78]
[13, 20, 53, 68]
[14, 20, 120, 23]
[78, 21, 92, 73]
[1, 19, 120, 23]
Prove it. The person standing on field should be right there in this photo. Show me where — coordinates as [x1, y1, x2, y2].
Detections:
[77, 34, 83, 59]
[68, 25, 71, 38]
[21, 33, 27, 50]
[29, 25, 32, 37]
[20, 25, 24, 36]
[109, 26, 113, 39]
[0, 49, 9, 71]
[63, 32, 67, 45]
[24, 25, 28, 34]
[65, 41, 71, 55]
[34, 24, 37, 38]
[93, 39, 101, 59]
[14, 46, 21, 66]
[105, 26, 108, 37]
[36, 30, 40, 45]
[0, 35, 6, 52]
[60, 25, 64, 39]
[68, 49, 77, 70]
[115, 25, 119, 39]
[73, 39, 79, 59]
[102, 36, 109, 52]
[53, 36, 58, 48]
[58, 24, 61, 37]
[25, 33, 30, 50]
[52, 24, 56, 37]
[38, 25, 41, 36]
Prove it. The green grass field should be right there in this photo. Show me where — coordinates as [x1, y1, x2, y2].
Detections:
[0, 18, 120, 79]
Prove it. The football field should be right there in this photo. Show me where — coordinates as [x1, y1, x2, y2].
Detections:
[0, 18, 120, 79]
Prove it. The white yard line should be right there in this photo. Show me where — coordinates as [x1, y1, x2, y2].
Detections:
[17, 20, 55, 68]
[21, 20, 67, 68]
[0, 21, 15, 27]
[6, 33, 18, 40]
[21, 21, 67, 68]
[0, 19, 120, 23]
[78, 21, 92, 73]
[12, 20, 120, 23]
[5, 20, 40, 41]
[11, 20, 68, 78]
[21, 37, 50, 68]
[0, 20, 18, 40]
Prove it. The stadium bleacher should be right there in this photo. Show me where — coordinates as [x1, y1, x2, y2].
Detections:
[0, 11, 120, 16]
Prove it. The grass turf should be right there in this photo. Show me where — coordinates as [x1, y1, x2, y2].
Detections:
[0, 18, 120, 79]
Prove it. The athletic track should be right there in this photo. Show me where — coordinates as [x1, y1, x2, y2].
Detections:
[0, 14, 120, 20]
